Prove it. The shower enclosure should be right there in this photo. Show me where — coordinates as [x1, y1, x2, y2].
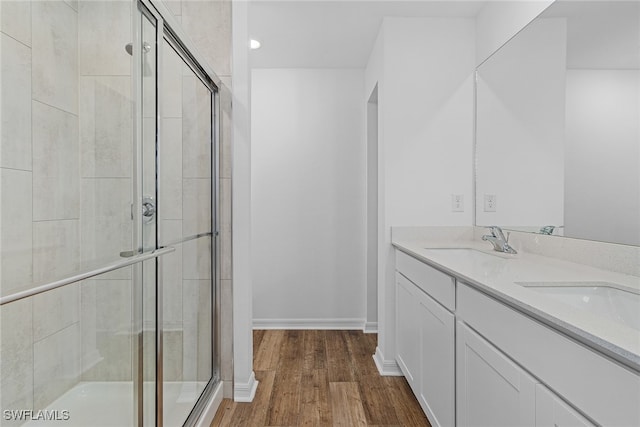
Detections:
[0, 0, 221, 425]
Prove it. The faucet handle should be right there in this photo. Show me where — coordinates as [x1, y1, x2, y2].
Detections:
[486, 225, 503, 238]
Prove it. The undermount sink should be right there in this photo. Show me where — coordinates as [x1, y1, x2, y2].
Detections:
[423, 248, 510, 259]
[517, 282, 640, 331]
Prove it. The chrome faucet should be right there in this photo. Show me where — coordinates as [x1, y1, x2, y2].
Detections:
[482, 226, 517, 254]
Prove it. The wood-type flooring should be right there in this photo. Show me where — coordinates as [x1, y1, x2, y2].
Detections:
[210, 330, 431, 426]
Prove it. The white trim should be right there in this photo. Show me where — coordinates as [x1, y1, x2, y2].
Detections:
[363, 321, 378, 333]
[373, 346, 403, 376]
[195, 381, 224, 427]
[234, 371, 259, 403]
[253, 318, 367, 330]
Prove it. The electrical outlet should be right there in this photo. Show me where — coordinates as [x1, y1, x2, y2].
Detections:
[452, 194, 464, 212]
[484, 194, 497, 212]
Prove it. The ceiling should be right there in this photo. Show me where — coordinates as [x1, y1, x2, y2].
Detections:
[248, 0, 486, 68]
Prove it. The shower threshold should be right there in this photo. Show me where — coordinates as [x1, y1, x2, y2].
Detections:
[22, 381, 208, 426]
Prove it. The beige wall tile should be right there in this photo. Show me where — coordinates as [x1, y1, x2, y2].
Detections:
[161, 220, 183, 325]
[33, 220, 80, 282]
[82, 332, 132, 381]
[32, 0, 78, 114]
[0, 168, 32, 292]
[32, 101, 80, 220]
[80, 76, 133, 178]
[1, 34, 32, 171]
[182, 0, 231, 76]
[182, 236, 211, 281]
[33, 323, 81, 410]
[182, 279, 211, 381]
[182, 75, 212, 179]
[220, 178, 232, 280]
[220, 279, 232, 382]
[80, 280, 100, 374]
[163, 0, 182, 18]
[160, 119, 183, 220]
[0, 299, 33, 419]
[64, 0, 78, 12]
[183, 178, 212, 237]
[141, 259, 156, 327]
[219, 80, 232, 179]
[162, 45, 184, 119]
[0, 0, 31, 47]
[95, 279, 133, 334]
[80, 178, 133, 278]
[33, 283, 80, 342]
[196, 279, 212, 382]
[163, 330, 184, 381]
[81, 278, 132, 381]
[78, 0, 131, 76]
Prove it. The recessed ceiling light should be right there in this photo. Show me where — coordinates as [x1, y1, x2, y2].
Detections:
[250, 39, 261, 50]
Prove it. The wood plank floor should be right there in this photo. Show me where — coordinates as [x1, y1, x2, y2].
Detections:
[211, 330, 431, 427]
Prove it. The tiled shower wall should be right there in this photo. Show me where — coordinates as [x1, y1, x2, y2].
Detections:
[0, 0, 233, 418]
[1, 0, 140, 415]
[1, 0, 84, 416]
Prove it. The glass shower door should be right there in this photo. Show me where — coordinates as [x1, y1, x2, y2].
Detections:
[0, 1, 218, 425]
[158, 36, 215, 427]
[0, 1, 158, 426]
[138, 6, 159, 427]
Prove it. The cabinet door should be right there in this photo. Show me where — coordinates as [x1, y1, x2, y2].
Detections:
[457, 321, 537, 427]
[396, 273, 420, 387]
[535, 385, 595, 427]
[418, 289, 455, 427]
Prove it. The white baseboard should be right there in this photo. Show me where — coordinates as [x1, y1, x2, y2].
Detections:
[195, 381, 224, 427]
[363, 321, 378, 333]
[234, 371, 259, 402]
[373, 346, 403, 376]
[253, 318, 366, 330]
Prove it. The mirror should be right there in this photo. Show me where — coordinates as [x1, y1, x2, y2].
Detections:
[475, 0, 640, 246]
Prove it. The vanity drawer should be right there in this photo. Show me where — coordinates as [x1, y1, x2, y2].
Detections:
[396, 250, 455, 311]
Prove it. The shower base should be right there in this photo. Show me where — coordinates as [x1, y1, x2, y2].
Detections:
[23, 381, 208, 426]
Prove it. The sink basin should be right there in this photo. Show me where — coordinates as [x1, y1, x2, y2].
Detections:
[423, 248, 509, 259]
[517, 281, 640, 331]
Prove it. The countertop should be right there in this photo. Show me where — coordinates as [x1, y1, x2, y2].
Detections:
[392, 238, 640, 372]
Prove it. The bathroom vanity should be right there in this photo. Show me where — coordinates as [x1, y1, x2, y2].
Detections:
[393, 239, 640, 427]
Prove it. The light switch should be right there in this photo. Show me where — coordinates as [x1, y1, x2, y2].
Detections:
[452, 194, 464, 212]
[484, 194, 496, 212]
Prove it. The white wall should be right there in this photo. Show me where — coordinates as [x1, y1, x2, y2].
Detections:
[231, 0, 257, 402]
[565, 70, 640, 246]
[366, 17, 476, 372]
[383, 18, 475, 228]
[475, 0, 554, 65]
[366, 88, 379, 332]
[251, 68, 367, 327]
[475, 18, 567, 229]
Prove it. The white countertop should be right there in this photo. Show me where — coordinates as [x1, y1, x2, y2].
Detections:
[392, 238, 640, 372]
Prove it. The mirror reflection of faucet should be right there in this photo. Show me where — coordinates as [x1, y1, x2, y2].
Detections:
[482, 226, 517, 254]
[540, 225, 555, 235]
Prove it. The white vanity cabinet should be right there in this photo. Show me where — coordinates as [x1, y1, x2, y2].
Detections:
[396, 272, 421, 386]
[456, 321, 537, 427]
[535, 384, 594, 427]
[457, 283, 632, 427]
[456, 320, 596, 427]
[396, 251, 455, 427]
[393, 249, 636, 427]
